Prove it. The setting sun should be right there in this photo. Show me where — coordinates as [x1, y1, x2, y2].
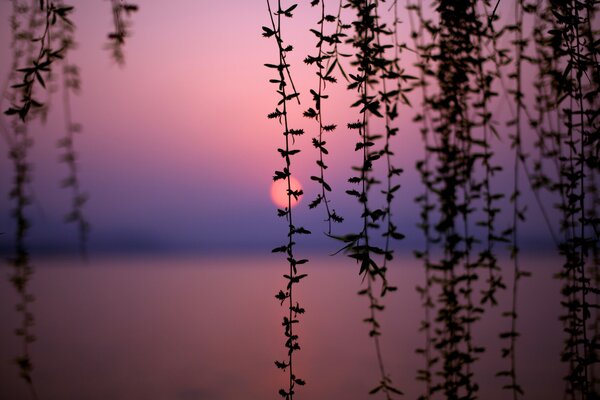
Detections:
[270, 176, 302, 209]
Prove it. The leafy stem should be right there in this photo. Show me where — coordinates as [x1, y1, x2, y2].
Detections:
[265, 1, 309, 399]
[305, 0, 344, 232]
[4, 2, 74, 121]
[106, 0, 138, 65]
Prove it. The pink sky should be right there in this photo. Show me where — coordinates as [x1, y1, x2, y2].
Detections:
[0, 1, 555, 253]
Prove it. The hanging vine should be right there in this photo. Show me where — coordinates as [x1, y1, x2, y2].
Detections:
[0, 1, 598, 399]
[1, 1, 140, 396]
[421, 0, 493, 397]
[473, 0, 508, 312]
[495, 1, 530, 398]
[304, 0, 344, 232]
[55, 5, 89, 256]
[374, 0, 407, 276]
[552, 1, 599, 397]
[106, 0, 138, 65]
[407, 0, 436, 396]
[334, 0, 402, 397]
[264, 1, 310, 398]
[1, 1, 77, 397]
[4, 2, 73, 121]
[527, 0, 600, 397]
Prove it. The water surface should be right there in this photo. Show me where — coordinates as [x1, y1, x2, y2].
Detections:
[0, 253, 566, 399]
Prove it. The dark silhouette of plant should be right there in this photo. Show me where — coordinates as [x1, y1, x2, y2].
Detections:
[337, 0, 402, 396]
[473, 1, 508, 313]
[494, 2, 532, 398]
[55, 6, 89, 256]
[1, 2, 77, 397]
[407, 1, 437, 396]
[1, 3, 139, 398]
[524, 1, 600, 397]
[591, 230, 600, 393]
[304, 0, 345, 233]
[374, 0, 407, 277]
[264, 1, 310, 398]
[4, 2, 74, 122]
[106, 0, 138, 65]
[259, 1, 596, 398]
[419, 1, 489, 397]
[0, 1, 599, 399]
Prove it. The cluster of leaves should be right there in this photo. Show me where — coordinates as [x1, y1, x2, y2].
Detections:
[493, 1, 533, 397]
[4, 1, 74, 122]
[264, 1, 310, 399]
[106, 0, 138, 65]
[340, 0, 404, 397]
[54, 7, 90, 256]
[263, 0, 599, 399]
[303, 0, 347, 232]
[1, 2, 77, 397]
[265, 1, 408, 398]
[407, 0, 530, 397]
[1, 2, 139, 397]
[376, 0, 410, 282]
[526, 1, 600, 397]
[406, 1, 438, 394]
[420, 1, 488, 397]
[407, 0, 600, 398]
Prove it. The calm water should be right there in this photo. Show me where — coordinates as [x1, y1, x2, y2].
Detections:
[0, 253, 567, 399]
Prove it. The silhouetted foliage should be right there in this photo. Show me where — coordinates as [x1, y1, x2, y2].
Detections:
[1, 1, 599, 399]
[265, 1, 310, 398]
[263, 0, 599, 399]
[2, 2, 77, 396]
[1, 1, 138, 397]
[106, 0, 138, 65]
[304, 0, 346, 232]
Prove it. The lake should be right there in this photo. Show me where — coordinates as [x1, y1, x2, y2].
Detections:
[0, 253, 568, 399]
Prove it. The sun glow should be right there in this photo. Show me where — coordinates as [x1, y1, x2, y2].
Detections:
[270, 176, 302, 209]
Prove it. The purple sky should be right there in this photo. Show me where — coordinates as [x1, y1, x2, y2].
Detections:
[0, 1, 557, 254]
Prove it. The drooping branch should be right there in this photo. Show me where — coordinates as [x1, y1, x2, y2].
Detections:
[106, 0, 138, 65]
[305, 0, 344, 232]
[264, 1, 309, 399]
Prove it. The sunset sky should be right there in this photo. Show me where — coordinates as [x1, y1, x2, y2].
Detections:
[0, 1, 555, 254]
[0, 5, 591, 400]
